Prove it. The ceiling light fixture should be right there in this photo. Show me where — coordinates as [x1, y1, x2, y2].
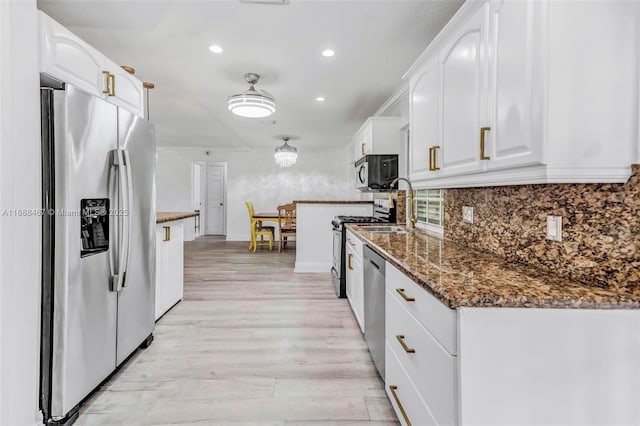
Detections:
[209, 44, 223, 53]
[316, 97, 325, 102]
[322, 49, 335, 57]
[274, 136, 297, 168]
[227, 73, 275, 118]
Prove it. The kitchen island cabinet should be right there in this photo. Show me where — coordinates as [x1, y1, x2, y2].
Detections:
[293, 200, 372, 273]
[348, 225, 640, 425]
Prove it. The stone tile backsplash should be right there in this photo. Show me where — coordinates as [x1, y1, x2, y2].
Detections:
[443, 165, 640, 289]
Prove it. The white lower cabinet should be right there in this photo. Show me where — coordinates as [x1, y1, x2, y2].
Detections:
[345, 230, 364, 332]
[385, 262, 640, 425]
[385, 340, 438, 426]
[386, 289, 456, 426]
[386, 264, 457, 426]
[155, 222, 184, 320]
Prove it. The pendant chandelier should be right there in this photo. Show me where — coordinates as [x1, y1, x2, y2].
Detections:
[227, 73, 275, 118]
[274, 137, 297, 168]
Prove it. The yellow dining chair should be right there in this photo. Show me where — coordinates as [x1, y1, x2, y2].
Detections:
[277, 203, 296, 253]
[245, 202, 274, 252]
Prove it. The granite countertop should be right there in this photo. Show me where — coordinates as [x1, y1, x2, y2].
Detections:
[156, 211, 200, 224]
[293, 200, 373, 204]
[347, 224, 640, 309]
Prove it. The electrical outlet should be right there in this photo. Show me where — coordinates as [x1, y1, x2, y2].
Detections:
[546, 215, 562, 242]
[462, 206, 474, 224]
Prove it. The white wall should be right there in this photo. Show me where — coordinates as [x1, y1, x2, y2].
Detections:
[157, 146, 355, 240]
[0, 1, 43, 424]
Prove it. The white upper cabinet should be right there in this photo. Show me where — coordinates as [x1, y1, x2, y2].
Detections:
[39, 11, 104, 96]
[353, 117, 402, 161]
[486, 0, 543, 170]
[438, 3, 489, 177]
[409, 56, 440, 180]
[405, 0, 639, 187]
[105, 58, 144, 117]
[354, 123, 374, 159]
[39, 11, 144, 117]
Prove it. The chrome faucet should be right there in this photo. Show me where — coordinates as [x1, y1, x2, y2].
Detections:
[390, 177, 416, 229]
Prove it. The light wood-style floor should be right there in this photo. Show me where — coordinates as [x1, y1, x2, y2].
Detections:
[76, 238, 398, 425]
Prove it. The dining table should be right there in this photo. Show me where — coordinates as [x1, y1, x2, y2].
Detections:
[249, 212, 296, 251]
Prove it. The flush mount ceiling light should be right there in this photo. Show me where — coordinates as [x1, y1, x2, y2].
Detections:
[274, 136, 297, 168]
[227, 73, 275, 118]
[209, 44, 223, 53]
[322, 49, 335, 57]
[316, 96, 325, 102]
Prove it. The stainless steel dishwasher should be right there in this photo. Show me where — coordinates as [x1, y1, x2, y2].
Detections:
[363, 245, 386, 380]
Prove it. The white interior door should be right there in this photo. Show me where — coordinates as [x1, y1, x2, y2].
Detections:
[205, 164, 226, 235]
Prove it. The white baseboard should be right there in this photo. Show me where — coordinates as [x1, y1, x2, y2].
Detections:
[294, 262, 331, 273]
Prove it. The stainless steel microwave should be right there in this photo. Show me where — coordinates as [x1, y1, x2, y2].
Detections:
[355, 155, 398, 191]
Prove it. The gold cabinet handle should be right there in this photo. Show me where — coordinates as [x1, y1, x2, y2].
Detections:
[395, 288, 415, 302]
[347, 253, 353, 270]
[108, 73, 115, 96]
[428, 147, 433, 171]
[396, 335, 416, 353]
[102, 71, 116, 96]
[102, 70, 111, 95]
[480, 126, 491, 160]
[361, 143, 366, 156]
[163, 226, 170, 242]
[432, 145, 440, 170]
[389, 386, 412, 426]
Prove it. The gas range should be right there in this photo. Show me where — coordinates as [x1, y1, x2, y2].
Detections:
[331, 215, 388, 229]
[331, 200, 396, 298]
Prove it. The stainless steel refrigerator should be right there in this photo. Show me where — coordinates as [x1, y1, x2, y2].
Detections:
[40, 83, 156, 425]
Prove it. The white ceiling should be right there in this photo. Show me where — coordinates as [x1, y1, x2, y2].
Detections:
[38, 0, 463, 149]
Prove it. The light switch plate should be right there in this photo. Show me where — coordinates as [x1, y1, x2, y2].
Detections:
[462, 206, 474, 224]
[546, 215, 562, 242]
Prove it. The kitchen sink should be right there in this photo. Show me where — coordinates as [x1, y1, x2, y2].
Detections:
[364, 226, 409, 233]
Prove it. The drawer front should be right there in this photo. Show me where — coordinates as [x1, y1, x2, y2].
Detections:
[386, 341, 438, 426]
[387, 289, 457, 426]
[345, 229, 363, 257]
[386, 263, 457, 355]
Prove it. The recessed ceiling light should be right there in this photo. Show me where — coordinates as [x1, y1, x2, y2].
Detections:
[316, 97, 325, 102]
[322, 49, 335, 57]
[209, 44, 223, 54]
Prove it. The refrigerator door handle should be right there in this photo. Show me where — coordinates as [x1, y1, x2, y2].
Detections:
[108, 153, 118, 282]
[121, 149, 133, 288]
[109, 149, 127, 292]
